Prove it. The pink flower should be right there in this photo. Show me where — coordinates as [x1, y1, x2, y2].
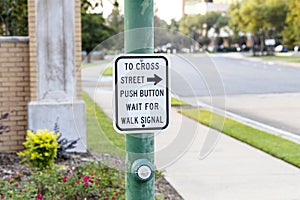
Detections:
[1, 196, 5, 199]
[84, 182, 89, 187]
[116, 192, 119, 196]
[104, 198, 108, 200]
[83, 176, 89, 183]
[66, 168, 71, 173]
[100, 189, 105, 193]
[75, 180, 80, 185]
[59, 195, 63, 199]
[14, 183, 19, 187]
[62, 176, 68, 183]
[72, 173, 76, 177]
[97, 177, 102, 181]
[36, 194, 43, 200]
[19, 189, 23, 193]
[112, 197, 116, 200]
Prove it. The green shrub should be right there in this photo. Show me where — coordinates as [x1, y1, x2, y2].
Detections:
[18, 130, 60, 170]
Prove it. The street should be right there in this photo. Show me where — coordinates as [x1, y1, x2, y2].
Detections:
[170, 53, 300, 96]
[169, 53, 300, 136]
[81, 53, 300, 199]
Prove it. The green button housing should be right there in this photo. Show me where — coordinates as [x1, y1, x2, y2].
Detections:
[131, 158, 154, 182]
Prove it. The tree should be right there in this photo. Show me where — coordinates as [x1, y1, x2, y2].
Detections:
[228, 0, 289, 55]
[81, 0, 103, 14]
[282, 0, 300, 47]
[82, 13, 114, 62]
[205, 12, 229, 51]
[168, 19, 179, 32]
[214, 13, 230, 37]
[107, 1, 123, 33]
[205, 12, 222, 35]
[179, 14, 202, 38]
[178, 12, 229, 50]
[0, 0, 28, 36]
[227, 2, 242, 39]
[81, 0, 115, 62]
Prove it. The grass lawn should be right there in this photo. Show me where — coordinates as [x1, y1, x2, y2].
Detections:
[83, 92, 125, 158]
[82, 62, 99, 68]
[82, 60, 111, 69]
[260, 55, 300, 64]
[171, 97, 189, 106]
[180, 108, 300, 168]
[102, 66, 113, 76]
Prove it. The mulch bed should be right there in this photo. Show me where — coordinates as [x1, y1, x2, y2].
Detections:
[0, 152, 183, 200]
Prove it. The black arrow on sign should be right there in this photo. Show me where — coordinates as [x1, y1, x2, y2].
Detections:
[147, 74, 162, 85]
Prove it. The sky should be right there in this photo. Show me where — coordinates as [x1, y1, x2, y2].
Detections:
[154, 0, 183, 23]
[101, 0, 183, 24]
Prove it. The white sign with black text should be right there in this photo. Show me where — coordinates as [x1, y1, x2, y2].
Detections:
[113, 54, 170, 133]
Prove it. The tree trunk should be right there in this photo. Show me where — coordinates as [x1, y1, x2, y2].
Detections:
[251, 35, 256, 56]
[260, 31, 265, 56]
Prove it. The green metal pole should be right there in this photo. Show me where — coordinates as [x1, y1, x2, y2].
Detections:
[124, 0, 154, 54]
[124, 0, 154, 199]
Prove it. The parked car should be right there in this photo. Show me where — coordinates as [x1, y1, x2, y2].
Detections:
[274, 45, 288, 52]
[294, 45, 300, 52]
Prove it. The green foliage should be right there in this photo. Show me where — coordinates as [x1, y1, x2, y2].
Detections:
[228, 0, 289, 54]
[0, 0, 28, 36]
[180, 108, 300, 168]
[179, 14, 201, 38]
[178, 12, 229, 47]
[167, 19, 180, 32]
[81, 0, 103, 14]
[228, 0, 289, 37]
[18, 130, 60, 170]
[82, 13, 115, 62]
[107, 1, 124, 33]
[227, 2, 242, 38]
[0, 162, 125, 199]
[81, 0, 93, 14]
[283, 0, 300, 47]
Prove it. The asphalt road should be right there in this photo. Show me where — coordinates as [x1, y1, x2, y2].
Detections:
[170, 53, 300, 136]
[170, 53, 300, 97]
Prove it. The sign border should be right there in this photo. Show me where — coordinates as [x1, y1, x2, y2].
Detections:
[113, 54, 170, 133]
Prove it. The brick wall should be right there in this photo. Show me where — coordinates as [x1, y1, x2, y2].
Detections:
[28, 0, 38, 101]
[0, 37, 30, 151]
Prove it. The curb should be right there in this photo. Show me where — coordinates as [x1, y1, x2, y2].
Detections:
[196, 100, 300, 145]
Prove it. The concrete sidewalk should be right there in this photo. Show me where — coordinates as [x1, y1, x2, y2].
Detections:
[82, 64, 300, 200]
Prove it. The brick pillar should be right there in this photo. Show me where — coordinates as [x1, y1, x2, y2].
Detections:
[27, 0, 86, 152]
